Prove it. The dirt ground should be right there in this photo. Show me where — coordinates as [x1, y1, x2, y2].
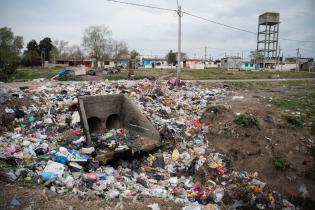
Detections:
[1, 81, 315, 209]
[0, 181, 181, 210]
[201, 82, 315, 209]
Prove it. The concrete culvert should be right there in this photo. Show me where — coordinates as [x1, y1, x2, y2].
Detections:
[88, 117, 103, 133]
[106, 114, 121, 129]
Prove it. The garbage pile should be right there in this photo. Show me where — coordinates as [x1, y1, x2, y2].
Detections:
[0, 80, 296, 209]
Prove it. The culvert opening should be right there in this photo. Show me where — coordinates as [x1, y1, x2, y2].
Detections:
[88, 117, 103, 133]
[106, 114, 121, 129]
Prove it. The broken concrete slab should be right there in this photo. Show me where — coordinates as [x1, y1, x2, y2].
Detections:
[78, 94, 160, 161]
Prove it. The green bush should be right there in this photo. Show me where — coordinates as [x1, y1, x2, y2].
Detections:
[286, 116, 303, 127]
[234, 114, 258, 127]
[272, 157, 287, 171]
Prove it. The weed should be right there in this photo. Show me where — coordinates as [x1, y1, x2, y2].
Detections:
[272, 157, 287, 171]
[286, 115, 303, 127]
[310, 146, 315, 159]
[311, 122, 315, 135]
[234, 114, 258, 127]
[57, 76, 82, 81]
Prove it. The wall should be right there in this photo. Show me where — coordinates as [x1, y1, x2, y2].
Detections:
[276, 63, 296, 71]
[189, 63, 205, 69]
[221, 58, 241, 70]
[241, 63, 256, 71]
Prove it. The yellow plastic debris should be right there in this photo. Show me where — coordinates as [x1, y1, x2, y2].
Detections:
[172, 149, 180, 161]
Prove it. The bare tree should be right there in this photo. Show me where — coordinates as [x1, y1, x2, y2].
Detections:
[67, 45, 85, 60]
[113, 41, 129, 59]
[53, 40, 69, 58]
[82, 25, 112, 68]
[130, 49, 140, 59]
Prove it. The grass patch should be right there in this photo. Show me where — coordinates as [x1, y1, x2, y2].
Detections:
[57, 76, 82, 81]
[12, 67, 315, 81]
[178, 68, 315, 80]
[234, 114, 258, 127]
[13, 67, 59, 81]
[270, 91, 315, 120]
[272, 157, 287, 171]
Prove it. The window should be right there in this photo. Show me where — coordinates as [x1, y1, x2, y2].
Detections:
[245, 63, 248, 67]
[250, 64, 254, 67]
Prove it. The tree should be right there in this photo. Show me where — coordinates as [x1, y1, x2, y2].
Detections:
[82, 25, 112, 68]
[21, 40, 41, 66]
[53, 40, 69, 59]
[26, 40, 39, 52]
[0, 27, 23, 82]
[166, 50, 176, 66]
[114, 41, 129, 59]
[39, 37, 53, 61]
[67, 45, 85, 60]
[130, 49, 140, 59]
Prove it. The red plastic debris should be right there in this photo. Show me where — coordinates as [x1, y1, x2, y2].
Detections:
[192, 119, 202, 129]
[216, 167, 227, 176]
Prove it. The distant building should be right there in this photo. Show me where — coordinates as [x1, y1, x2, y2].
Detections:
[300, 58, 314, 71]
[183, 59, 204, 69]
[240, 61, 256, 71]
[142, 58, 169, 69]
[221, 56, 241, 70]
[116, 59, 129, 68]
[205, 60, 220, 68]
[277, 57, 314, 71]
[55, 59, 92, 68]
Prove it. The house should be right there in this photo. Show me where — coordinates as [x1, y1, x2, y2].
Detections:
[116, 59, 129, 68]
[142, 58, 170, 69]
[103, 60, 115, 68]
[221, 56, 241, 70]
[240, 61, 256, 71]
[300, 58, 314, 71]
[184, 59, 204, 69]
[205, 60, 220, 68]
[55, 59, 92, 68]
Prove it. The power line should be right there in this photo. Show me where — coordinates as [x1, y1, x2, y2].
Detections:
[279, 37, 315, 43]
[183, 11, 257, 35]
[104, 0, 176, 12]
[105, 0, 315, 43]
[183, 10, 315, 43]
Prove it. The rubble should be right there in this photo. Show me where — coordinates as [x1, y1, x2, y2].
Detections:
[0, 80, 297, 209]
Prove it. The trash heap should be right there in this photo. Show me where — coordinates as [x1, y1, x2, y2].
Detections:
[0, 80, 296, 209]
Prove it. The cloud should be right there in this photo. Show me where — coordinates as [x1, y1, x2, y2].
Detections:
[0, 0, 314, 58]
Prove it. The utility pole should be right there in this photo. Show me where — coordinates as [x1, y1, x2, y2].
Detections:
[115, 43, 118, 68]
[176, 3, 182, 86]
[277, 46, 281, 71]
[41, 51, 43, 68]
[281, 52, 283, 71]
[204, 46, 207, 62]
[296, 48, 300, 71]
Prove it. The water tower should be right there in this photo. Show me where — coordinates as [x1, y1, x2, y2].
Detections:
[256, 12, 280, 69]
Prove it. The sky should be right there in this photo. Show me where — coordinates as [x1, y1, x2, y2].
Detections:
[1, 0, 315, 60]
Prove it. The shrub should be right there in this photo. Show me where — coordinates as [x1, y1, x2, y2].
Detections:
[234, 114, 258, 127]
[286, 116, 303, 127]
[272, 157, 287, 171]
